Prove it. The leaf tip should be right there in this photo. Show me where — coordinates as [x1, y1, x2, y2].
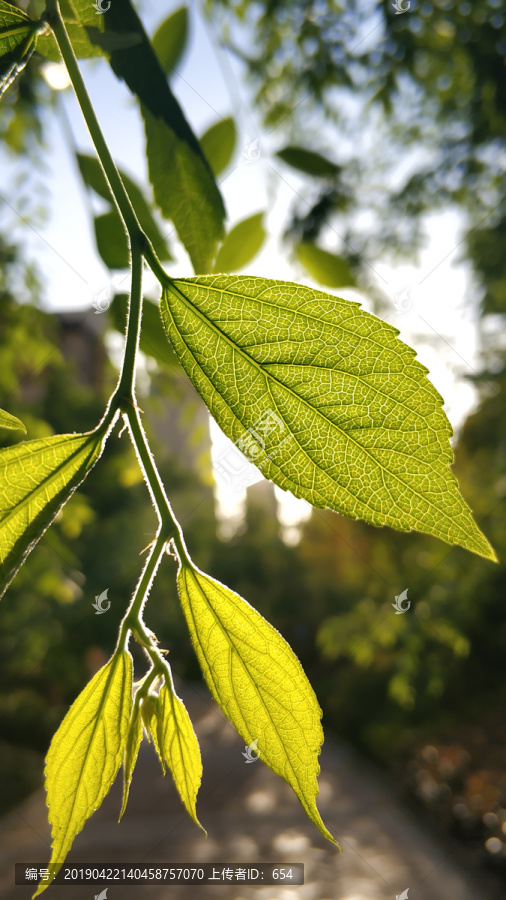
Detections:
[460, 519, 498, 562]
[481, 541, 499, 563]
[118, 796, 127, 823]
[193, 813, 207, 836]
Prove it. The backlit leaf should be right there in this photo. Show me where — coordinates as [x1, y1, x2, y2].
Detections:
[0, 0, 36, 97]
[276, 146, 340, 177]
[0, 425, 111, 600]
[157, 675, 204, 831]
[214, 212, 265, 273]
[87, 0, 225, 273]
[152, 6, 189, 75]
[177, 562, 335, 842]
[119, 696, 143, 821]
[34, 651, 132, 895]
[200, 116, 237, 177]
[35, 0, 104, 61]
[141, 693, 164, 768]
[296, 243, 356, 288]
[36, 24, 103, 62]
[143, 108, 225, 273]
[159, 275, 496, 560]
[69, 0, 105, 28]
[0, 408, 25, 432]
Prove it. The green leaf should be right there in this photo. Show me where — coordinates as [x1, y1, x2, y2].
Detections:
[34, 651, 132, 896]
[214, 213, 266, 273]
[200, 116, 237, 177]
[159, 276, 496, 560]
[296, 243, 356, 288]
[0, 0, 31, 30]
[141, 693, 164, 768]
[152, 6, 189, 75]
[35, 23, 103, 62]
[0, 408, 26, 432]
[177, 562, 335, 843]
[94, 211, 129, 269]
[77, 154, 172, 261]
[157, 676, 205, 832]
[119, 696, 143, 821]
[0, 426, 110, 600]
[0, 0, 32, 53]
[109, 293, 179, 369]
[68, 0, 105, 27]
[143, 108, 225, 272]
[87, 0, 225, 273]
[0, 0, 36, 97]
[35, 0, 105, 61]
[76, 151, 111, 200]
[276, 146, 340, 178]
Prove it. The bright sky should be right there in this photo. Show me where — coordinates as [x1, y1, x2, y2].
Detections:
[2, 1, 487, 537]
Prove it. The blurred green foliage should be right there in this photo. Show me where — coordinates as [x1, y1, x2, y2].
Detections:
[209, 0, 506, 302]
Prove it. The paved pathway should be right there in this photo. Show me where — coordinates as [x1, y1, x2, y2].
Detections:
[0, 682, 490, 900]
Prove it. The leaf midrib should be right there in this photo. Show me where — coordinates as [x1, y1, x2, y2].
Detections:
[162, 684, 201, 824]
[183, 567, 315, 806]
[167, 284, 426, 427]
[0, 438, 97, 535]
[164, 285, 475, 542]
[176, 278, 406, 363]
[0, 25, 32, 40]
[174, 288, 440, 429]
[49, 653, 127, 858]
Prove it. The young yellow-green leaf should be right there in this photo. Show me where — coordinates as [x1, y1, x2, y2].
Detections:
[157, 676, 205, 832]
[160, 276, 496, 560]
[296, 243, 356, 288]
[0, 408, 26, 432]
[0, 0, 36, 97]
[0, 426, 110, 600]
[34, 651, 133, 896]
[152, 6, 189, 75]
[141, 693, 164, 768]
[200, 116, 237, 178]
[214, 212, 266, 273]
[119, 696, 143, 821]
[177, 563, 335, 843]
